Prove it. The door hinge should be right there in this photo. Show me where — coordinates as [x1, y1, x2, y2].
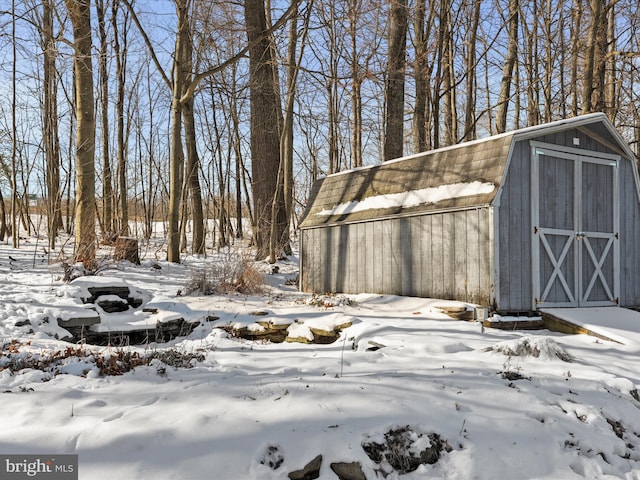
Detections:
[534, 226, 538, 234]
[615, 232, 619, 239]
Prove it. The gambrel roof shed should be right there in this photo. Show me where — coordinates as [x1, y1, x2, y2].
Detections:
[298, 113, 640, 313]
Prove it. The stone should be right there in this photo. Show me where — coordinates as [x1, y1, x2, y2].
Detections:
[288, 454, 322, 480]
[309, 329, 340, 344]
[285, 335, 314, 344]
[330, 462, 366, 480]
[57, 307, 101, 328]
[96, 295, 130, 313]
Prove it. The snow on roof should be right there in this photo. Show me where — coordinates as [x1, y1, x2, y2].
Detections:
[299, 134, 510, 228]
[315, 181, 496, 217]
[299, 113, 635, 228]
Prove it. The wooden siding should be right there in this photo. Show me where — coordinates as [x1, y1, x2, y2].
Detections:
[496, 138, 533, 311]
[619, 157, 640, 306]
[496, 127, 624, 311]
[300, 208, 493, 304]
[300, 114, 640, 313]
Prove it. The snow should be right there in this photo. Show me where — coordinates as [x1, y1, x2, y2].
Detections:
[542, 307, 640, 346]
[315, 181, 496, 216]
[1, 236, 640, 479]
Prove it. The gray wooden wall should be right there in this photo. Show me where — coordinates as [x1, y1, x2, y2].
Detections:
[496, 137, 533, 311]
[497, 127, 640, 311]
[300, 123, 640, 312]
[619, 156, 640, 307]
[300, 208, 493, 304]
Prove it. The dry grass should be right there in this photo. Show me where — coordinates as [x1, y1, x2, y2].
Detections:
[185, 253, 264, 295]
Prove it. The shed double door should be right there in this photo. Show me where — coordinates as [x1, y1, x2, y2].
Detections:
[531, 141, 620, 308]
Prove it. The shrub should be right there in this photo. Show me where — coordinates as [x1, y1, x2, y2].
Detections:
[185, 253, 264, 295]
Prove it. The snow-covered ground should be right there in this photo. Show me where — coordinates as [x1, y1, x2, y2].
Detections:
[1, 235, 639, 479]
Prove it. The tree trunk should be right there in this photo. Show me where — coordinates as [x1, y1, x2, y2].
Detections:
[96, 0, 113, 241]
[244, 0, 287, 260]
[280, 0, 309, 257]
[111, 1, 129, 236]
[442, 6, 455, 146]
[181, 14, 205, 255]
[348, 0, 363, 166]
[412, 0, 428, 152]
[11, 0, 18, 249]
[463, 0, 481, 141]
[542, 0, 553, 123]
[230, 64, 244, 239]
[41, 0, 63, 249]
[496, 0, 519, 133]
[581, 0, 605, 114]
[604, 2, 616, 120]
[524, 0, 540, 126]
[326, 1, 340, 173]
[0, 187, 5, 241]
[65, 0, 96, 267]
[384, 0, 408, 161]
[184, 95, 205, 255]
[167, 0, 189, 263]
[570, 0, 582, 116]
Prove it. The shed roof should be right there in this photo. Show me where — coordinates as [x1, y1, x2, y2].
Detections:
[299, 113, 636, 229]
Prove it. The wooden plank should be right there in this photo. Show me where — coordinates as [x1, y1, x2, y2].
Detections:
[619, 159, 640, 305]
[389, 220, 402, 295]
[365, 221, 375, 293]
[479, 208, 492, 305]
[466, 210, 480, 304]
[339, 225, 350, 293]
[400, 217, 413, 296]
[409, 217, 423, 296]
[329, 226, 340, 292]
[442, 213, 455, 300]
[354, 223, 366, 294]
[376, 221, 389, 294]
[453, 211, 468, 301]
[540, 311, 621, 344]
[421, 215, 433, 298]
[431, 214, 445, 299]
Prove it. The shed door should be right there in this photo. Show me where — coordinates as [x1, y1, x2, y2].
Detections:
[531, 142, 619, 308]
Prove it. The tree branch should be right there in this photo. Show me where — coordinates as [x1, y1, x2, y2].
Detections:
[119, 0, 172, 89]
[179, 0, 301, 104]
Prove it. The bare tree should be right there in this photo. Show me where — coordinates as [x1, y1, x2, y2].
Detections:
[38, 0, 64, 248]
[244, 0, 288, 260]
[383, 0, 408, 160]
[581, 0, 606, 113]
[496, 0, 519, 133]
[462, 0, 482, 141]
[65, 0, 97, 266]
[412, 0, 435, 152]
[96, 0, 114, 240]
[182, 4, 205, 255]
[280, 0, 311, 255]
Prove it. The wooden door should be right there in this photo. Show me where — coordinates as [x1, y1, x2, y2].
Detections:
[531, 141, 619, 308]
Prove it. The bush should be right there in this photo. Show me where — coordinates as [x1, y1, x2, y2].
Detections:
[0, 343, 204, 378]
[185, 254, 264, 295]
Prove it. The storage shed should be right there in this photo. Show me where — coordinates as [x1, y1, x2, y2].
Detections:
[298, 113, 640, 313]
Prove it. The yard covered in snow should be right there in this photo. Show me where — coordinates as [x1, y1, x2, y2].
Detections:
[1, 236, 639, 479]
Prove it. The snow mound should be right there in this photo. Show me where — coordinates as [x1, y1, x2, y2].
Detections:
[485, 336, 573, 362]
